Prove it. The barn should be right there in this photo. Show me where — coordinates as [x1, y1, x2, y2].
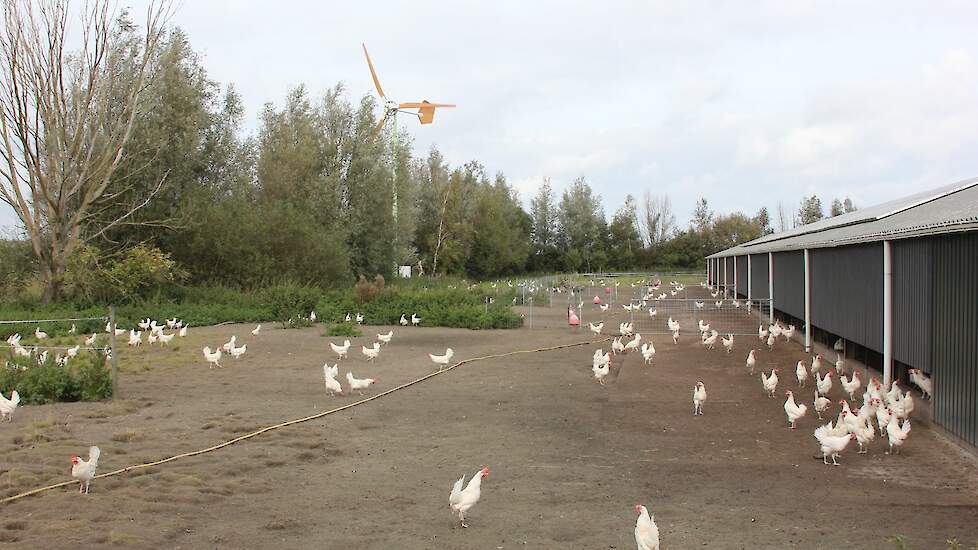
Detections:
[706, 178, 978, 447]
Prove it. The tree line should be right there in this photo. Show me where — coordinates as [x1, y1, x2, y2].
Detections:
[0, 4, 854, 303]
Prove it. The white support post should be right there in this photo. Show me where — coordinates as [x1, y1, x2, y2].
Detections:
[803, 249, 812, 353]
[747, 254, 752, 304]
[883, 240, 893, 386]
[733, 255, 738, 298]
[720, 256, 727, 300]
[768, 252, 774, 323]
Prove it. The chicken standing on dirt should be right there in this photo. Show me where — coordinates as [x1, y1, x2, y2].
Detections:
[429, 348, 454, 369]
[449, 467, 490, 528]
[346, 372, 377, 395]
[70, 446, 100, 493]
[634, 504, 660, 550]
[0, 390, 20, 421]
[692, 382, 707, 415]
[783, 390, 807, 430]
[761, 368, 779, 397]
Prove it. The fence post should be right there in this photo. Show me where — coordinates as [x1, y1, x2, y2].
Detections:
[109, 306, 119, 399]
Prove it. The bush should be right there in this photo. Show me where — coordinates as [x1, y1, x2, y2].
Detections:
[355, 274, 385, 305]
[64, 244, 185, 304]
[259, 281, 321, 321]
[0, 353, 112, 405]
[323, 322, 361, 337]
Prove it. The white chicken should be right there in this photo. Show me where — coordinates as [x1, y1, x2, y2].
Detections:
[761, 368, 780, 397]
[640, 342, 655, 365]
[908, 368, 933, 400]
[599, 303, 609, 312]
[758, 324, 768, 341]
[68, 323, 76, 334]
[810, 354, 826, 376]
[815, 428, 855, 466]
[429, 348, 455, 369]
[361, 342, 380, 361]
[449, 467, 490, 528]
[766, 332, 776, 350]
[841, 371, 861, 400]
[721, 334, 734, 354]
[70, 446, 100, 493]
[147, 332, 158, 345]
[695, 301, 705, 309]
[159, 332, 175, 346]
[377, 330, 393, 345]
[230, 343, 247, 359]
[745, 349, 758, 375]
[138, 318, 151, 331]
[66, 344, 80, 358]
[634, 504, 660, 550]
[588, 322, 604, 335]
[624, 333, 642, 353]
[399, 314, 409, 326]
[251, 324, 261, 336]
[346, 371, 377, 395]
[834, 355, 846, 375]
[356, 312, 364, 325]
[310, 311, 317, 322]
[783, 325, 795, 341]
[815, 371, 833, 396]
[692, 382, 707, 415]
[611, 337, 625, 355]
[411, 313, 421, 326]
[330, 339, 351, 360]
[127, 329, 142, 347]
[671, 329, 680, 345]
[875, 403, 893, 436]
[222, 335, 237, 353]
[179, 325, 188, 337]
[853, 416, 875, 454]
[702, 330, 719, 350]
[648, 308, 657, 318]
[885, 416, 911, 454]
[783, 390, 807, 430]
[202, 346, 222, 368]
[0, 390, 20, 421]
[697, 319, 710, 334]
[34, 327, 48, 340]
[85, 333, 97, 346]
[813, 391, 831, 420]
[592, 359, 610, 385]
[322, 364, 344, 396]
[795, 360, 808, 387]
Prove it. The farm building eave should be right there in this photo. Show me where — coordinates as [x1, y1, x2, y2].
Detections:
[708, 177, 978, 258]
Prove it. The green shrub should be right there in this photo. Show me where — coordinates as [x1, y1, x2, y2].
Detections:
[323, 322, 361, 337]
[280, 316, 314, 330]
[259, 281, 321, 321]
[0, 353, 111, 405]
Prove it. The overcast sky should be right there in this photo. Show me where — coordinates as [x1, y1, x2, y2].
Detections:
[3, 1, 978, 234]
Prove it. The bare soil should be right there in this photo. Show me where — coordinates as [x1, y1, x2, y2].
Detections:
[0, 297, 976, 549]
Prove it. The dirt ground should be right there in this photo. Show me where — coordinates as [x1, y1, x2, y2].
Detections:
[1, 292, 977, 549]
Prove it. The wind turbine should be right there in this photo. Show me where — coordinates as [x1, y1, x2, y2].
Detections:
[362, 43, 455, 221]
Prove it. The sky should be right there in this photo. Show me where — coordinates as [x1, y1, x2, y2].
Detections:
[3, 1, 978, 234]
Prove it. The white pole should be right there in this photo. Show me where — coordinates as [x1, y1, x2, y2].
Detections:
[768, 252, 774, 324]
[803, 249, 812, 353]
[733, 255, 738, 298]
[747, 254, 752, 304]
[720, 256, 727, 299]
[883, 240, 893, 386]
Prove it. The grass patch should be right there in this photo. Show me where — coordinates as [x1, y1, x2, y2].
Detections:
[0, 353, 112, 404]
[110, 430, 142, 443]
[322, 322, 361, 337]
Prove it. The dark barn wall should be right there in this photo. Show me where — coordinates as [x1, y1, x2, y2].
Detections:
[772, 251, 805, 319]
[932, 232, 978, 447]
[893, 237, 934, 374]
[811, 243, 884, 353]
[736, 255, 749, 298]
[750, 254, 769, 300]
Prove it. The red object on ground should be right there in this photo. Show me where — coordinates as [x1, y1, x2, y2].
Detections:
[568, 308, 580, 326]
[604, 287, 611, 294]
[593, 296, 601, 305]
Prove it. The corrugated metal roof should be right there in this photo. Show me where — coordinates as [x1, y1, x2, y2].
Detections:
[709, 177, 978, 258]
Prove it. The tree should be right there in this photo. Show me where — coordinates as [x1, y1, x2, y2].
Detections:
[641, 191, 675, 245]
[608, 195, 642, 269]
[529, 178, 559, 271]
[753, 207, 773, 235]
[0, 0, 172, 302]
[843, 197, 856, 213]
[691, 198, 713, 232]
[775, 201, 789, 232]
[829, 198, 844, 217]
[557, 177, 607, 272]
[796, 195, 824, 225]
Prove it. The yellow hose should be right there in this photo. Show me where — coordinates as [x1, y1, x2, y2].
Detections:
[1, 336, 608, 505]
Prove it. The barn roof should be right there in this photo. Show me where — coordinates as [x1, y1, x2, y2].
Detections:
[708, 177, 978, 258]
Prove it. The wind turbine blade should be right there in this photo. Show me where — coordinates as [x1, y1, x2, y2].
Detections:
[398, 102, 456, 108]
[362, 43, 386, 98]
[368, 114, 387, 142]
